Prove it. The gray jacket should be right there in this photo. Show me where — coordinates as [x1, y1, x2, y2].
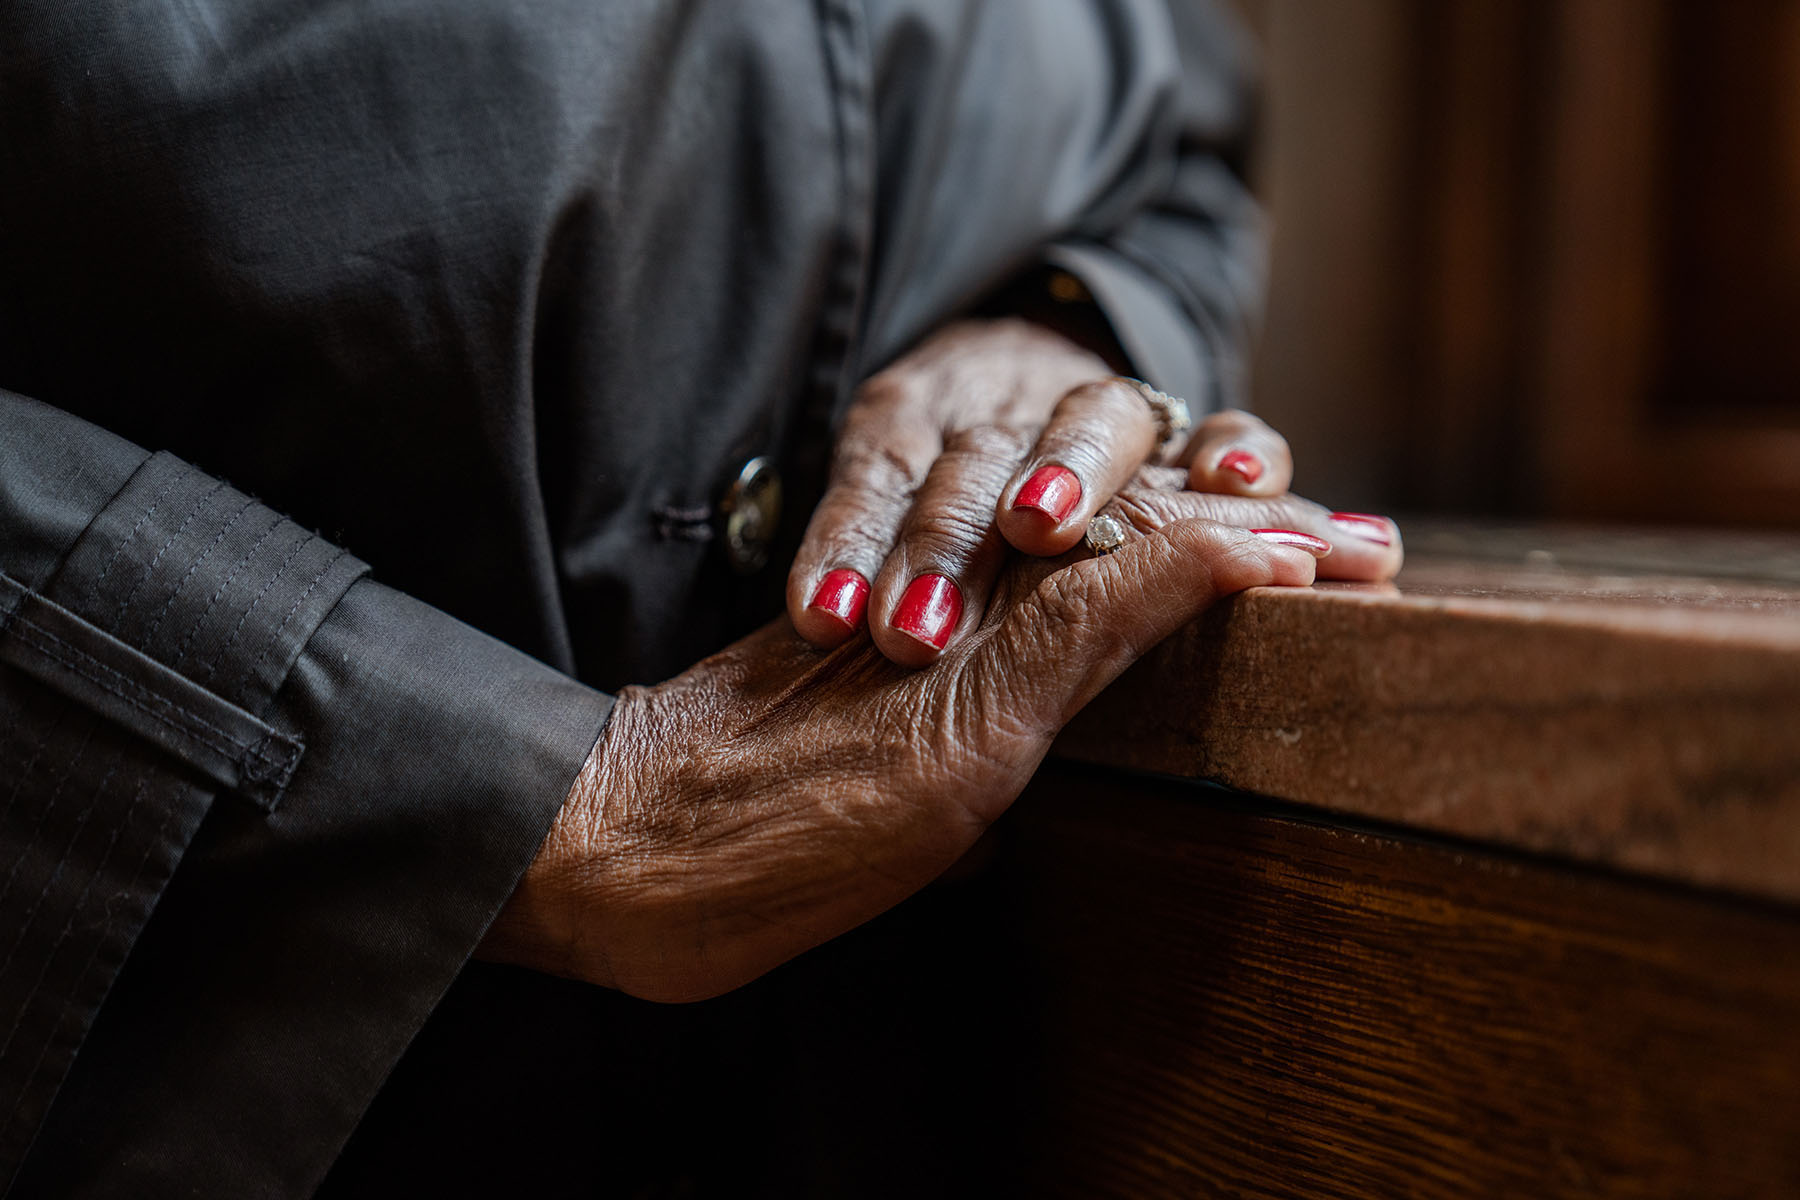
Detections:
[0, 0, 1260, 1192]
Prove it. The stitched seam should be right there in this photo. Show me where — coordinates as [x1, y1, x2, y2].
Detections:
[10, 619, 298, 780]
[198, 529, 314, 687]
[0, 694, 74, 839]
[14, 619, 262, 756]
[109, 479, 228, 627]
[0, 769, 169, 1149]
[0, 587, 28, 760]
[233, 547, 348, 695]
[0, 726, 96, 957]
[168, 511, 283, 671]
[0, 769, 151, 1070]
[139, 495, 257, 648]
[86, 470, 181, 604]
[0, 752, 116, 990]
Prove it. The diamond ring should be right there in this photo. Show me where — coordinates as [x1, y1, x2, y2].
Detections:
[1085, 512, 1127, 556]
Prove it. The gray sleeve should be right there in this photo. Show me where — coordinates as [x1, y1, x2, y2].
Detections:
[855, 0, 1266, 412]
[0, 391, 611, 1194]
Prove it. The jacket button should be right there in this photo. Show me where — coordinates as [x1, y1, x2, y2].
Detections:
[720, 456, 782, 574]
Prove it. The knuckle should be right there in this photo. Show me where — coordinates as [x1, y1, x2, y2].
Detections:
[943, 422, 1033, 463]
[1010, 569, 1098, 659]
[805, 526, 886, 574]
[1032, 570, 1091, 633]
[831, 442, 923, 497]
[905, 503, 994, 558]
[1035, 419, 1116, 478]
[1052, 379, 1148, 434]
[1111, 488, 1186, 534]
[1079, 376, 1142, 411]
[1163, 520, 1267, 585]
[850, 370, 919, 414]
[1099, 376, 1150, 412]
[1129, 464, 1188, 491]
[1210, 538, 1275, 592]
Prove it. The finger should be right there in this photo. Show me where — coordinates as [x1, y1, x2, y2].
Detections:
[972, 519, 1319, 732]
[1180, 408, 1294, 496]
[1114, 468, 1404, 582]
[870, 423, 1032, 669]
[788, 381, 941, 648]
[995, 378, 1160, 558]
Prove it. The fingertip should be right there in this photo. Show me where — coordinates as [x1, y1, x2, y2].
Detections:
[795, 568, 870, 647]
[998, 506, 1084, 558]
[1190, 446, 1275, 495]
[870, 572, 962, 668]
[1327, 511, 1397, 547]
[1218, 448, 1265, 486]
[1012, 464, 1082, 524]
[1000, 465, 1087, 557]
[1317, 512, 1406, 582]
[1261, 542, 1320, 588]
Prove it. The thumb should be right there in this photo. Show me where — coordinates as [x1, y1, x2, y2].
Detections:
[970, 519, 1318, 734]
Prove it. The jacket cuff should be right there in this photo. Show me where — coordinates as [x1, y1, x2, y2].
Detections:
[9, 441, 610, 1193]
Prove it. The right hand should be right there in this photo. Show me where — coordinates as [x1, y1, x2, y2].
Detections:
[785, 319, 1402, 670]
[480, 480, 1337, 1003]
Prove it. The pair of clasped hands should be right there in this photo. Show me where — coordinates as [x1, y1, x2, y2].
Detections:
[482, 319, 1403, 1001]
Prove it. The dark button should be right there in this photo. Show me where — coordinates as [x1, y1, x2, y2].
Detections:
[719, 456, 782, 574]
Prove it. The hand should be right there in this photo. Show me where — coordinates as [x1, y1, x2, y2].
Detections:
[480, 487, 1329, 1003]
[786, 318, 1401, 669]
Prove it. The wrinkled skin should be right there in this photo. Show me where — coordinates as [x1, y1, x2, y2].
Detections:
[786, 319, 1399, 665]
[480, 319, 1403, 1002]
[483, 499, 1321, 1002]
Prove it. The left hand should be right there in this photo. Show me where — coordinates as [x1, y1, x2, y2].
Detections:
[786, 317, 1402, 667]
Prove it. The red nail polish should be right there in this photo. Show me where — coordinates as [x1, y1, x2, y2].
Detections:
[808, 568, 870, 630]
[891, 573, 963, 650]
[1329, 512, 1394, 546]
[1013, 464, 1082, 524]
[1218, 449, 1264, 485]
[1251, 528, 1331, 557]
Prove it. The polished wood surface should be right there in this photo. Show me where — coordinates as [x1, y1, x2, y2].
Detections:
[1054, 523, 1800, 902]
[999, 768, 1800, 1199]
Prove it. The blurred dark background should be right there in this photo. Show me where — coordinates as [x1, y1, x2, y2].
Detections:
[1233, 0, 1800, 529]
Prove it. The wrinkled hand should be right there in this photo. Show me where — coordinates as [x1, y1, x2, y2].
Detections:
[481, 487, 1326, 1003]
[787, 317, 1401, 668]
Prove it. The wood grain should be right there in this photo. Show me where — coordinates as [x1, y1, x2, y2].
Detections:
[1054, 532, 1800, 904]
[999, 767, 1800, 1199]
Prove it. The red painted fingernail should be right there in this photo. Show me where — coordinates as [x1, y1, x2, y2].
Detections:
[1218, 449, 1264, 485]
[1251, 529, 1331, 557]
[1012, 464, 1082, 524]
[891, 573, 963, 650]
[1329, 512, 1394, 546]
[808, 568, 870, 630]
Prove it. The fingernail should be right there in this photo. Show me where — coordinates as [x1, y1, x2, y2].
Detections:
[1329, 512, 1394, 546]
[1251, 529, 1331, 557]
[1218, 449, 1264, 485]
[808, 568, 870, 630]
[1012, 464, 1082, 524]
[891, 573, 963, 650]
